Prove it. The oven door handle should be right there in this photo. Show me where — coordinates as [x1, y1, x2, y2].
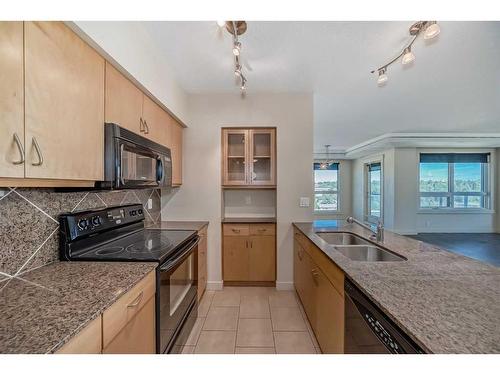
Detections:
[159, 237, 200, 273]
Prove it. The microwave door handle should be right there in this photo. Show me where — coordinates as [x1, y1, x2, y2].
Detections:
[119, 143, 126, 186]
[159, 237, 200, 273]
[157, 157, 164, 185]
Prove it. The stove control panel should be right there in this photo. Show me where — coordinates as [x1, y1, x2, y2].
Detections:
[60, 204, 145, 242]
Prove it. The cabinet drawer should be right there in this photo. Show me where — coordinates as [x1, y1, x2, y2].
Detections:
[102, 270, 156, 347]
[56, 315, 102, 354]
[249, 224, 275, 236]
[223, 224, 249, 236]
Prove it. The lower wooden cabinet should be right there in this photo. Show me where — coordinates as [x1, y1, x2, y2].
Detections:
[294, 229, 345, 354]
[222, 223, 276, 283]
[56, 315, 102, 354]
[197, 225, 208, 301]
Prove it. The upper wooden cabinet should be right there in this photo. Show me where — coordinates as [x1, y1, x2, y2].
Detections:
[105, 62, 143, 135]
[24, 22, 105, 181]
[0, 22, 24, 179]
[222, 128, 276, 187]
[170, 120, 183, 186]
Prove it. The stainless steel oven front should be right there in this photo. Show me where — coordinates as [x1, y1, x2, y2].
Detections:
[157, 237, 199, 354]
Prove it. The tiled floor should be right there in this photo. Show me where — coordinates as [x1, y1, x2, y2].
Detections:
[182, 287, 321, 354]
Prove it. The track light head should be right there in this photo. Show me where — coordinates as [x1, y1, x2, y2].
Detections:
[424, 21, 440, 39]
[234, 65, 242, 77]
[377, 68, 388, 86]
[216, 20, 226, 27]
[402, 47, 415, 65]
[232, 41, 241, 56]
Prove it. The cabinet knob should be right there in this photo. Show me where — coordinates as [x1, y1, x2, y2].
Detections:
[232, 228, 240, 233]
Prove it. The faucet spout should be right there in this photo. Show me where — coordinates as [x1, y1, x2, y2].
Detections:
[346, 216, 384, 242]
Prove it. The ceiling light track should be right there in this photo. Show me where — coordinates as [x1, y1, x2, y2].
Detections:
[371, 21, 440, 86]
[217, 20, 248, 92]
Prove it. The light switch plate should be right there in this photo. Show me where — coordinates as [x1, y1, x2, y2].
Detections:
[299, 197, 310, 207]
[147, 198, 153, 209]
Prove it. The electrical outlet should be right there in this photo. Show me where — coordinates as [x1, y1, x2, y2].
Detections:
[147, 198, 153, 209]
[245, 195, 252, 205]
[299, 197, 310, 207]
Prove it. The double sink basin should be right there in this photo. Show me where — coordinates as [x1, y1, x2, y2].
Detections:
[315, 232, 406, 262]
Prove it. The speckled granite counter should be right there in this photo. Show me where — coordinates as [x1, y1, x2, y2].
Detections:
[293, 221, 500, 354]
[0, 261, 156, 354]
[148, 221, 209, 231]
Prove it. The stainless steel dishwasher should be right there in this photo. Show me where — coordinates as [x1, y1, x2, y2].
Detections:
[344, 279, 425, 354]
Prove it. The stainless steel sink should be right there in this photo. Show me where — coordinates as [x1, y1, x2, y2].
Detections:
[334, 245, 406, 262]
[315, 232, 371, 246]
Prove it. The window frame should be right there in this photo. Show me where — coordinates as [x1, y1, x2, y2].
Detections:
[364, 159, 383, 224]
[313, 161, 340, 214]
[418, 152, 492, 211]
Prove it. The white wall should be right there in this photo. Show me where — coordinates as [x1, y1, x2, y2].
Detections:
[223, 190, 276, 218]
[71, 21, 189, 124]
[351, 147, 497, 234]
[161, 93, 314, 290]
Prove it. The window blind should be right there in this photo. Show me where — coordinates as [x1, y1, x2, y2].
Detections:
[420, 153, 490, 163]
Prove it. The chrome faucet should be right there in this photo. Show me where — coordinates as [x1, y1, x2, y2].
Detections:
[346, 216, 384, 242]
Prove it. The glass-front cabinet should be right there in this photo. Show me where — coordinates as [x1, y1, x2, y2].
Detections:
[222, 128, 276, 187]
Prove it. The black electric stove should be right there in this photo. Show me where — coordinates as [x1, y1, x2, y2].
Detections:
[59, 204, 200, 354]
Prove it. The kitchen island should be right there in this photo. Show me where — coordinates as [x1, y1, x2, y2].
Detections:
[293, 221, 500, 354]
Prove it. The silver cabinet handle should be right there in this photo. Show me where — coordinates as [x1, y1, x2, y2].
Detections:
[144, 120, 150, 134]
[12, 133, 25, 165]
[127, 291, 144, 308]
[31, 137, 43, 166]
[139, 117, 145, 132]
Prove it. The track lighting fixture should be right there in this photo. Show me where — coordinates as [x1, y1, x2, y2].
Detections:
[371, 21, 440, 86]
[319, 145, 333, 169]
[217, 21, 249, 93]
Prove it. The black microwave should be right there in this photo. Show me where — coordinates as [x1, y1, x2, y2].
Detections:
[96, 123, 172, 190]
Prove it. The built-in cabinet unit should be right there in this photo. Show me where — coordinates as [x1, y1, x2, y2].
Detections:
[222, 128, 276, 187]
[0, 21, 184, 187]
[197, 224, 208, 301]
[57, 270, 155, 354]
[222, 223, 276, 283]
[294, 228, 345, 354]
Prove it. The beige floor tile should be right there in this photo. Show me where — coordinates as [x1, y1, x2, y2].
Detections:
[185, 317, 205, 346]
[236, 318, 274, 347]
[212, 289, 241, 307]
[269, 291, 299, 308]
[203, 306, 239, 330]
[198, 290, 215, 318]
[181, 345, 195, 354]
[240, 295, 270, 318]
[195, 331, 236, 354]
[274, 332, 316, 354]
[271, 307, 308, 331]
[237, 287, 276, 297]
[235, 347, 276, 354]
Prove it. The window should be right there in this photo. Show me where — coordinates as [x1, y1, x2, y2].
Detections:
[366, 162, 382, 222]
[419, 153, 490, 209]
[314, 162, 339, 212]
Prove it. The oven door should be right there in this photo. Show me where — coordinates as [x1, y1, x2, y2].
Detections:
[157, 237, 199, 354]
[117, 139, 164, 188]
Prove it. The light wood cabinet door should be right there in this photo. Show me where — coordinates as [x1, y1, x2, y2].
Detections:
[105, 62, 143, 135]
[248, 235, 275, 281]
[222, 129, 249, 186]
[170, 119, 183, 186]
[0, 22, 24, 178]
[24, 22, 104, 180]
[249, 129, 276, 186]
[103, 296, 156, 354]
[313, 267, 344, 354]
[296, 242, 316, 326]
[198, 233, 207, 301]
[142, 95, 170, 146]
[223, 236, 249, 281]
[56, 315, 102, 354]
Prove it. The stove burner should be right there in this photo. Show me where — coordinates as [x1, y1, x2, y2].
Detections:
[125, 238, 172, 254]
[95, 246, 124, 255]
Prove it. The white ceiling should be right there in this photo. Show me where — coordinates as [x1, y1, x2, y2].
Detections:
[138, 21, 500, 151]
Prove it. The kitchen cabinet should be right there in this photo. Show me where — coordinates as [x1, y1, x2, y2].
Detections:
[197, 225, 208, 301]
[170, 119, 183, 186]
[222, 128, 276, 187]
[56, 315, 102, 354]
[222, 223, 276, 283]
[0, 22, 24, 179]
[294, 229, 344, 353]
[24, 22, 104, 181]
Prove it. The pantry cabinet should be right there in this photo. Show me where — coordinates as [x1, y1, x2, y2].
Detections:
[222, 128, 276, 187]
[0, 22, 24, 179]
[222, 223, 276, 283]
[294, 229, 344, 353]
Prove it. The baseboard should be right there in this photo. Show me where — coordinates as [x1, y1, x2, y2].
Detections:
[206, 281, 223, 290]
[276, 281, 294, 291]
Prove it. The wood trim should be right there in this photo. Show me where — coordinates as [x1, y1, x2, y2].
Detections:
[0, 178, 95, 187]
[56, 315, 102, 354]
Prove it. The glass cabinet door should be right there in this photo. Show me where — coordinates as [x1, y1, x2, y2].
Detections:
[249, 129, 276, 185]
[223, 129, 248, 185]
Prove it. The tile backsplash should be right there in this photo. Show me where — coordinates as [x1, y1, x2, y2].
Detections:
[0, 187, 162, 279]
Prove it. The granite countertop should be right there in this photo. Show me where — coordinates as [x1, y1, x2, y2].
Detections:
[0, 261, 156, 354]
[148, 220, 209, 231]
[222, 217, 277, 223]
[293, 221, 500, 354]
